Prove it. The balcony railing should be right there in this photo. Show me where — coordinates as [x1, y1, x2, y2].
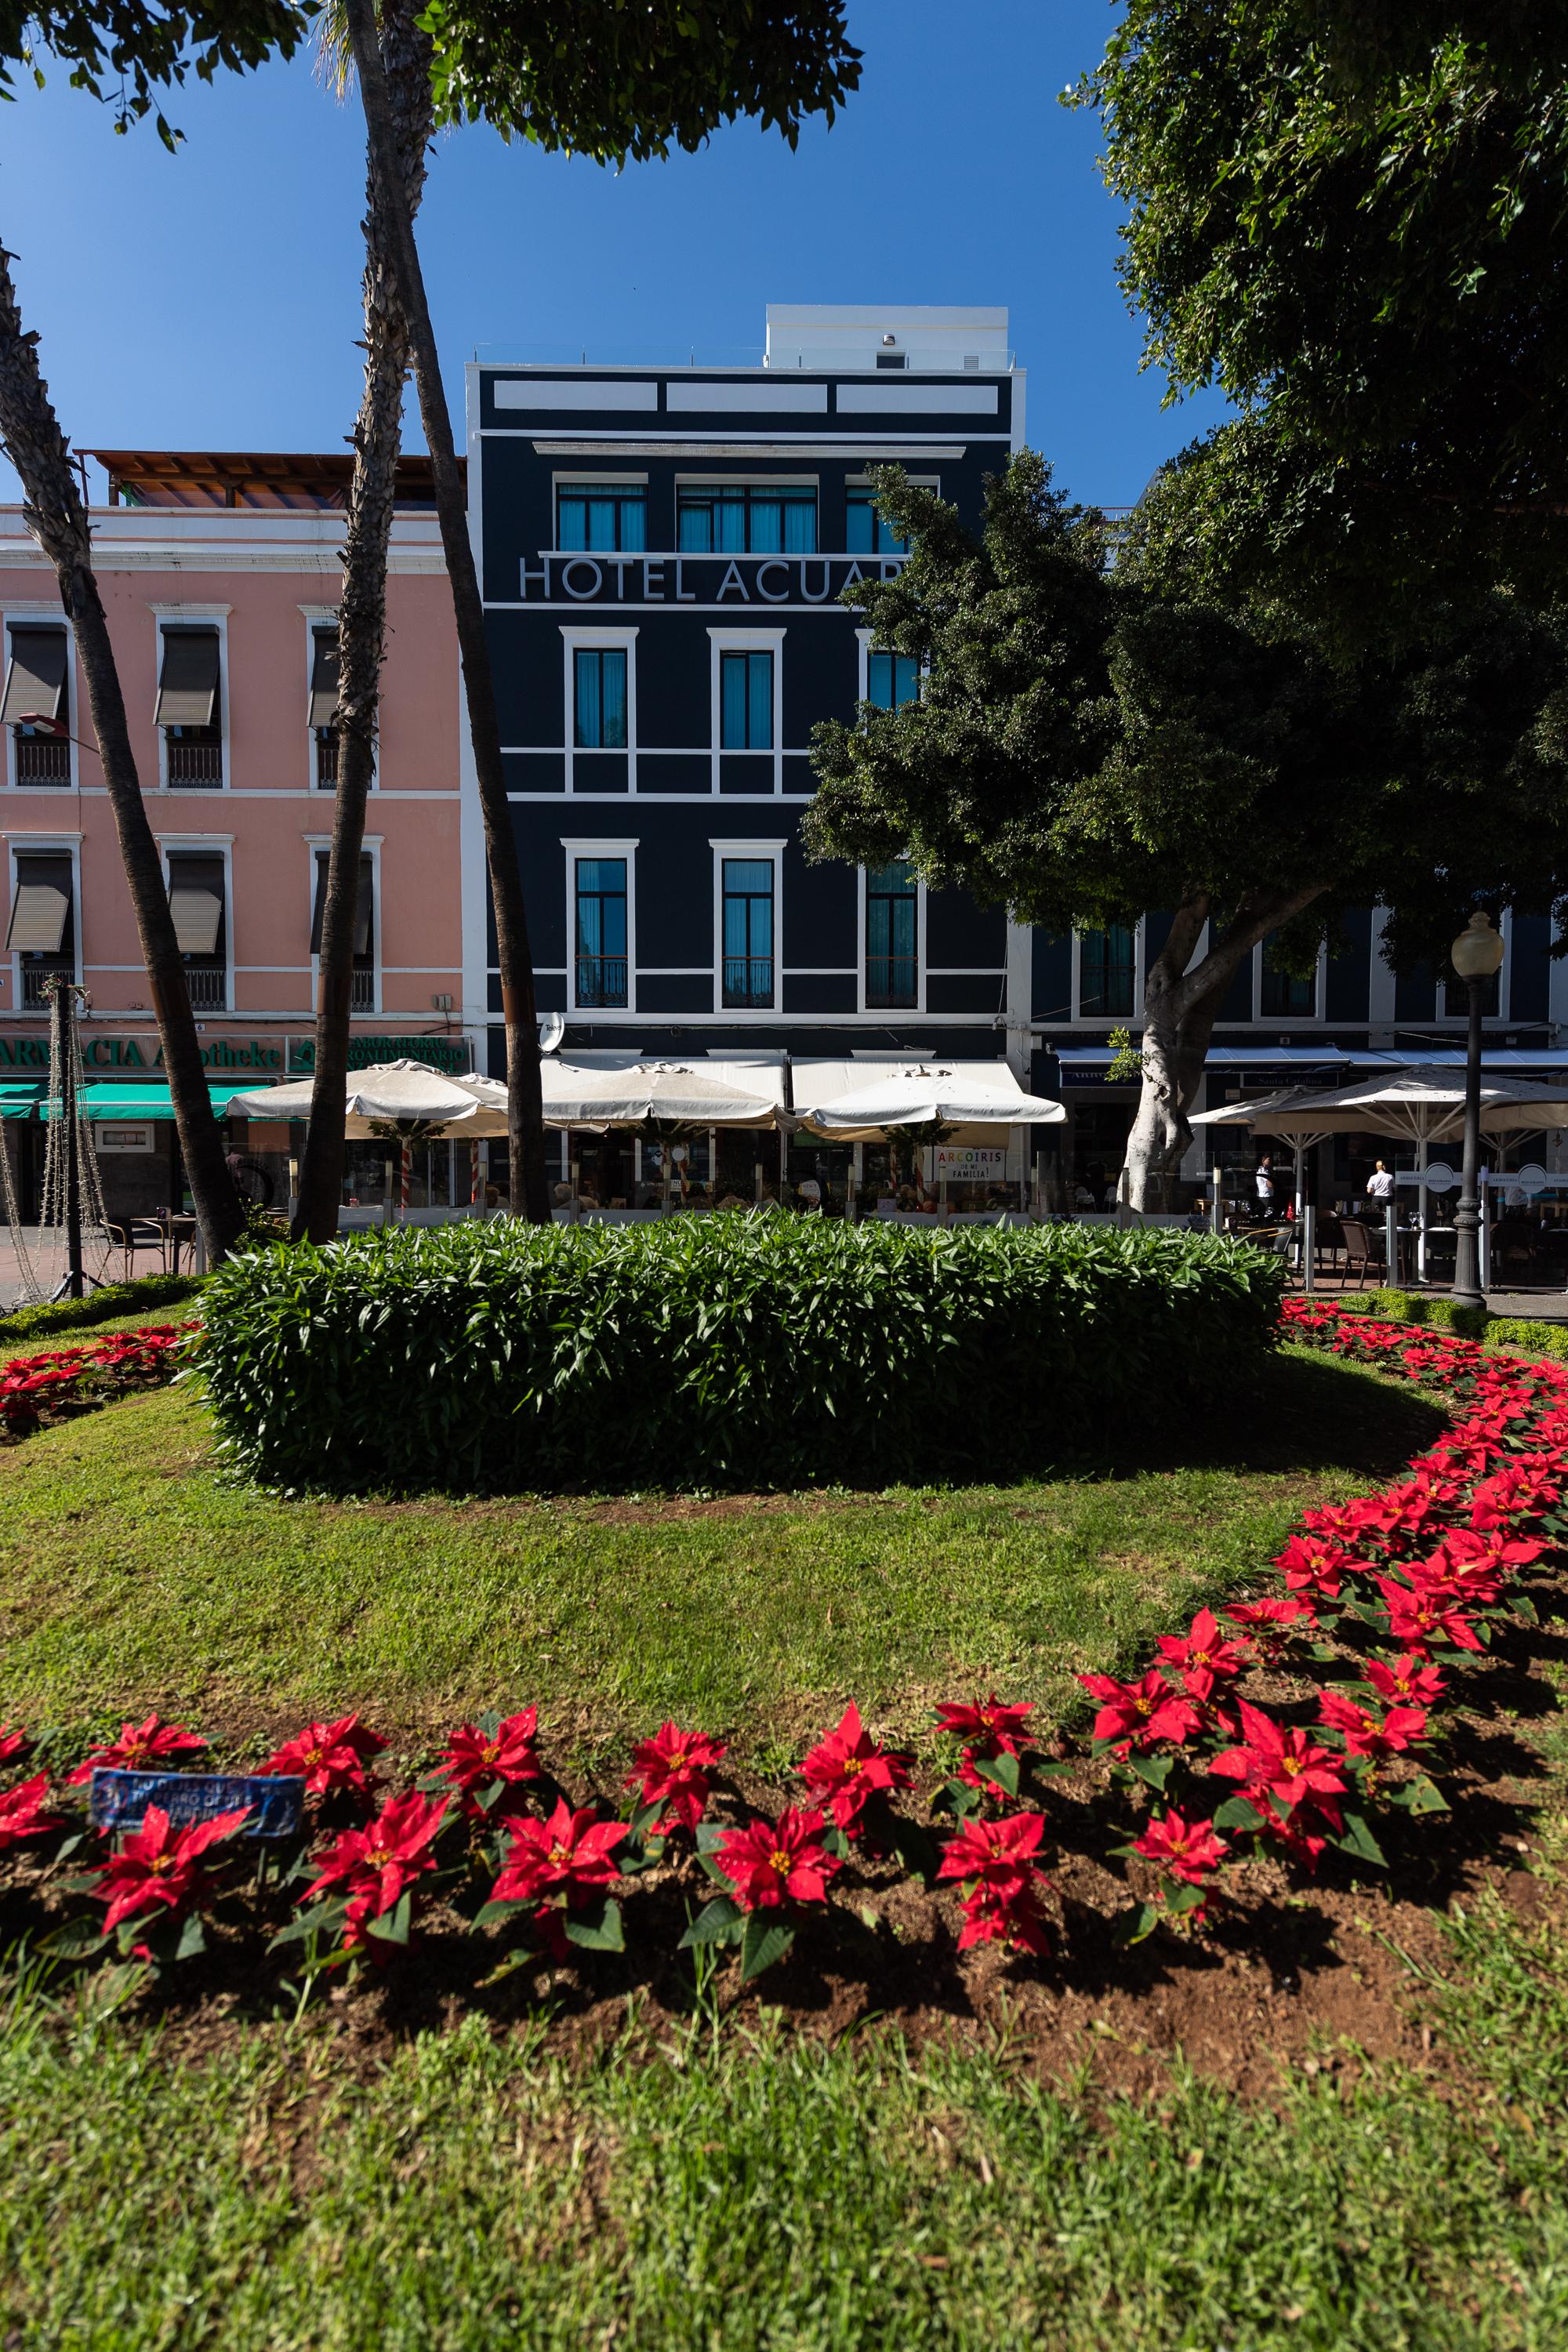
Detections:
[14, 731, 70, 783]
[721, 956, 774, 1009]
[865, 957, 919, 1011]
[165, 736, 224, 786]
[575, 954, 628, 1009]
[184, 964, 227, 1011]
[315, 729, 339, 789]
[350, 966, 375, 1012]
[20, 960, 73, 1010]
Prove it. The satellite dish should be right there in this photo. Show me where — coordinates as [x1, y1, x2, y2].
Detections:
[538, 1012, 565, 1054]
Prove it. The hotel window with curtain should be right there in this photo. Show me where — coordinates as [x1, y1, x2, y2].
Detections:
[721, 858, 775, 1008]
[557, 484, 646, 551]
[677, 485, 817, 554]
[846, 488, 909, 555]
[867, 651, 920, 710]
[720, 651, 774, 750]
[575, 856, 628, 1008]
[1079, 924, 1136, 1018]
[2, 625, 70, 783]
[1260, 931, 1316, 1017]
[573, 648, 628, 749]
[155, 624, 223, 786]
[865, 859, 918, 1009]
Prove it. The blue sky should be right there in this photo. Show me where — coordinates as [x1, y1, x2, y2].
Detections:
[0, 0, 1226, 507]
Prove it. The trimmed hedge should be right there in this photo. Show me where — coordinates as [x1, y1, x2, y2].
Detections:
[1349, 1286, 1568, 1365]
[0, 1272, 205, 1348]
[197, 1218, 1284, 1494]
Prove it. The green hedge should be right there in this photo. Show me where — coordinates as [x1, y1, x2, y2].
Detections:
[197, 1219, 1284, 1494]
[0, 1272, 205, 1348]
[1338, 1288, 1568, 1365]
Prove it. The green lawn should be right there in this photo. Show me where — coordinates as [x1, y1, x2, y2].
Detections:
[0, 1341, 1444, 1750]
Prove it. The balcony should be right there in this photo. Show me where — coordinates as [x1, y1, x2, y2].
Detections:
[165, 736, 223, 787]
[351, 966, 375, 1012]
[865, 957, 919, 1011]
[20, 959, 73, 1010]
[315, 729, 339, 789]
[14, 731, 70, 784]
[575, 955, 627, 1009]
[184, 964, 227, 1011]
[721, 956, 775, 1009]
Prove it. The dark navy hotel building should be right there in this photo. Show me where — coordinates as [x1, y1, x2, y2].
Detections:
[464, 305, 1568, 1200]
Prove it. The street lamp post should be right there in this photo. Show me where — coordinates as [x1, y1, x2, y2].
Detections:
[1450, 910, 1505, 1310]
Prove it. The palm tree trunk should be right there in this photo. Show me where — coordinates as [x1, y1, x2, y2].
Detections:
[293, 2, 431, 1243]
[0, 241, 245, 1262]
[343, 0, 551, 1225]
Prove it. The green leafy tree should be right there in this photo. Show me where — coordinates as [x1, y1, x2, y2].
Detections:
[0, 6, 311, 1263]
[339, 0, 862, 1221]
[805, 458, 1568, 1204]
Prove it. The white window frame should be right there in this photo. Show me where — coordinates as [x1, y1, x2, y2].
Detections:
[151, 604, 231, 793]
[1439, 919, 1511, 1025]
[550, 474, 651, 555]
[3, 828, 82, 1010]
[857, 857, 926, 1018]
[562, 834, 638, 1018]
[710, 837, 786, 1018]
[1252, 937, 1326, 1025]
[298, 604, 354, 795]
[854, 625, 927, 711]
[844, 474, 936, 560]
[560, 624, 639, 791]
[1071, 919, 1145, 1025]
[158, 831, 234, 1014]
[304, 831, 382, 1017]
[708, 626, 786, 793]
[3, 606, 76, 793]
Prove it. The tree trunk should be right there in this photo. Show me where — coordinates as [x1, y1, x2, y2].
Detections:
[344, 0, 551, 1225]
[293, 2, 431, 1244]
[1123, 886, 1324, 1210]
[0, 241, 245, 1262]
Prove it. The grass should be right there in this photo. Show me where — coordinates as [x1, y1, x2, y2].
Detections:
[3, 1715, 1567, 2349]
[0, 1342, 1446, 1746]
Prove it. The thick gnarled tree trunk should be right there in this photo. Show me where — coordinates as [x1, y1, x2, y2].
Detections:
[0, 244, 245, 1263]
[344, 0, 550, 1224]
[1123, 885, 1324, 1209]
[294, 1, 431, 1243]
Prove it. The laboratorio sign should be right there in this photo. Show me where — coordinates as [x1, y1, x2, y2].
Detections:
[0, 1034, 470, 1077]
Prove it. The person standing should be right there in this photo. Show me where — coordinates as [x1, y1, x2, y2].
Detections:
[1366, 1159, 1396, 1208]
[1254, 1153, 1276, 1220]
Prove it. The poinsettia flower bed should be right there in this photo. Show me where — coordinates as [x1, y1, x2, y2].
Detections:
[0, 1322, 194, 1442]
[0, 1297, 1564, 2016]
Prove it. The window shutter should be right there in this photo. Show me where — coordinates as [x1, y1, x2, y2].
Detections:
[308, 628, 339, 729]
[166, 855, 224, 956]
[5, 854, 71, 953]
[154, 628, 220, 728]
[1, 627, 67, 727]
[310, 851, 374, 956]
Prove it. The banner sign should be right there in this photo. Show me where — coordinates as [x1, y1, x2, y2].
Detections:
[932, 1146, 1008, 1180]
[89, 1769, 305, 1841]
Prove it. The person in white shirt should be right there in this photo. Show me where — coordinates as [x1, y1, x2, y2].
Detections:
[1253, 1155, 1276, 1218]
[1367, 1160, 1396, 1206]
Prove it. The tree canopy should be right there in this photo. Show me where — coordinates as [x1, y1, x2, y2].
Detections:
[1, 5, 314, 141]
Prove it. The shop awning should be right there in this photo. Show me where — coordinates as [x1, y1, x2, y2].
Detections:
[0, 1081, 43, 1119]
[38, 1080, 251, 1123]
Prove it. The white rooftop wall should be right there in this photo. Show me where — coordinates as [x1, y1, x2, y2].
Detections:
[764, 303, 1011, 373]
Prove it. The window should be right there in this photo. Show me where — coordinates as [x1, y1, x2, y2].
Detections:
[155, 625, 223, 786]
[2, 626, 70, 784]
[574, 648, 628, 749]
[166, 851, 227, 1010]
[846, 488, 907, 556]
[678, 485, 816, 554]
[5, 850, 73, 1008]
[722, 858, 775, 1007]
[1079, 925, 1136, 1018]
[720, 651, 773, 750]
[876, 351, 908, 370]
[310, 850, 375, 1010]
[309, 625, 339, 789]
[867, 651, 920, 710]
[866, 859, 918, 1008]
[1260, 932, 1315, 1018]
[575, 857, 627, 1007]
[557, 483, 646, 551]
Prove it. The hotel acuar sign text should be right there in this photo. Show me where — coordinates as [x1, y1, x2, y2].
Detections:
[517, 551, 907, 606]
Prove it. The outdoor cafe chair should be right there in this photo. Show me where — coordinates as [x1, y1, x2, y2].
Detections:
[105, 1219, 169, 1282]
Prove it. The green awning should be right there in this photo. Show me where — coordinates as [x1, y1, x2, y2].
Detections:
[38, 1080, 252, 1123]
[0, 1081, 43, 1119]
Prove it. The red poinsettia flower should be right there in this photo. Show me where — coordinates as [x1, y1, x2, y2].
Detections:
[625, 1720, 728, 1835]
[0, 1722, 28, 1767]
[715, 1806, 840, 1912]
[1134, 1809, 1229, 1885]
[1272, 1536, 1358, 1599]
[1225, 1594, 1316, 1657]
[799, 1703, 911, 1831]
[937, 1811, 1052, 1954]
[1372, 1577, 1483, 1654]
[1154, 1607, 1249, 1700]
[934, 1694, 1036, 1784]
[67, 1713, 209, 1787]
[1080, 1670, 1202, 1756]
[90, 1802, 251, 1934]
[0, 1772, 61, 1853]
[1318, 1693, 1428, 1762]
[492, 1800, 626, 1906]
[1367, 1654, 1446, 1708]
[954, 1880, 1052, 1955]
[301, 1788, 448, 1915]
[1209, 1700, 1348, 1819]
[431, 1710, 541, 1810]
[260, 1713, 386, 1799]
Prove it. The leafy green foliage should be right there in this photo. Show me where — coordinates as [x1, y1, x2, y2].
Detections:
[194, 1217, 1283, 1494]
[0, 1272, 204, 1350]
[0, 5, 314, 145]
[422, 0, 860, 154]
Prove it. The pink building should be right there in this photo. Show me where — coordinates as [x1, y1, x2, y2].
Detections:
[0, 450, 475, 1225]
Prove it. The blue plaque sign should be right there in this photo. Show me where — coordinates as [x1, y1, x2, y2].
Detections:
[89, 1769, 305, 1840]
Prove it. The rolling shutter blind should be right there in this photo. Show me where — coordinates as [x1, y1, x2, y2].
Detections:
[5, 853, 71, 953]
[308, 628, 339, 729]
[2, 627, 67, 726]
[167, 854, 225, 956]
[310, 851, 373, 956]
[154, 627, 220, 728]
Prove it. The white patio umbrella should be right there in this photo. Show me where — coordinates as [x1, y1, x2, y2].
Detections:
[794, 1063, 1066, 1141]
[534, 1058, 783, 1127]
[223, 1059, 506, 1133]
[1192, 1062, 1568, 1145]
